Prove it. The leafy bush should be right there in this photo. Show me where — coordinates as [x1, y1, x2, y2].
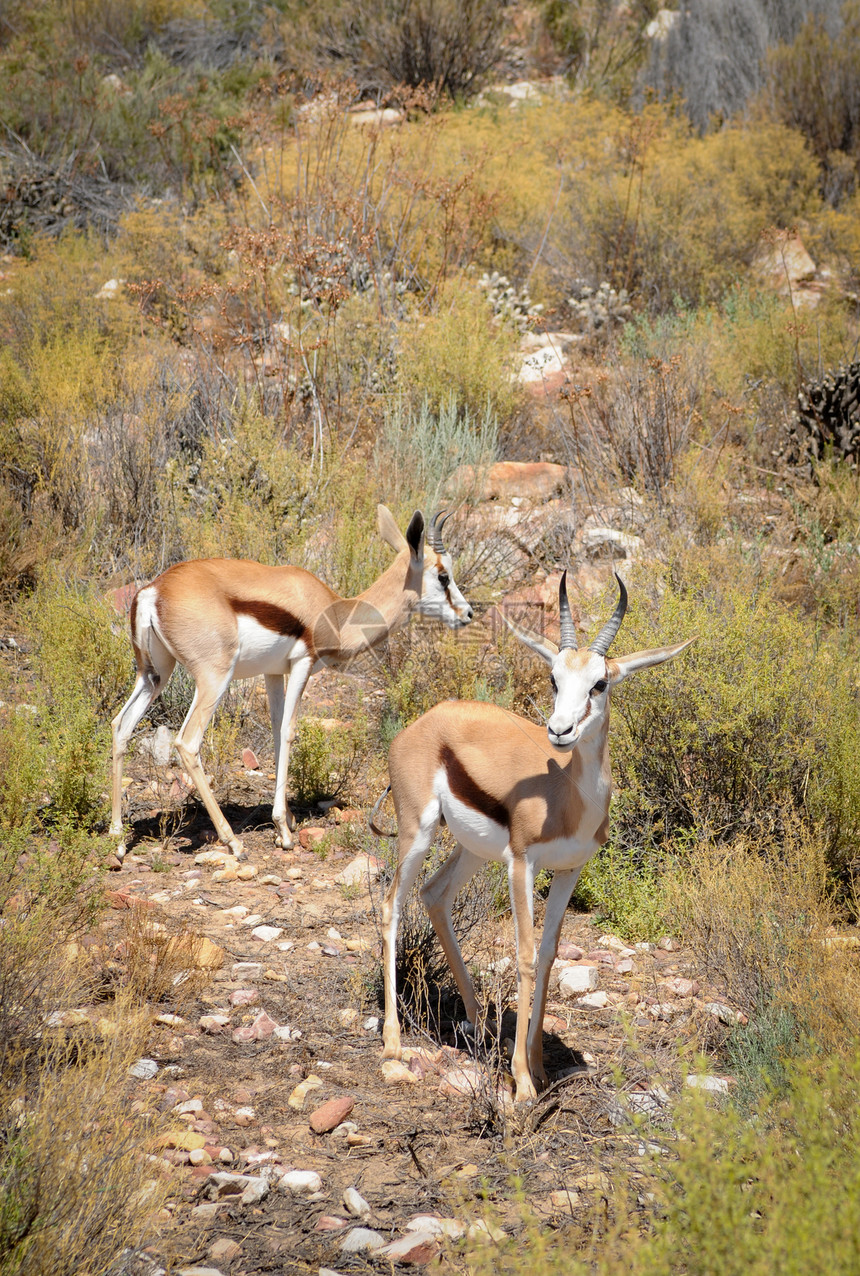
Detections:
[608, 556, 860, 873]
[288, 713, 369, 806]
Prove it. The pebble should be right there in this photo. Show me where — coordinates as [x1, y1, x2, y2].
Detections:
[241, 748, 259, 769]
[578, 990, 609, 1009]
[206, 1172, 269, 1205]
[377, 1232, 439, 1263]
[239, 914, 264, 928]
[129, 1058, 159, 1080]
[380, 1059, 419, 1086]
[686, 1074, 730, 1094]
[333, 854, 381, 887]
[556, 941, 584, 960]
[338, 1009, 359, 1028]
[177, 1267, 226, 1276]
[229, 988, 259, 1007]
[406, 1215, 466, 1239]
[279, 1169, 323, 1197]
[199, 1014, 230, 1034]
[208, 1238, 241, 1263]
[340, 1228, 385, 1255]
[343, 1186, 371, 1217]
[236, 864, 257, 880]
[315, 1216, 348, 1232]
[558, 965, 599, 996]
[231, 962, 263, 980]
[251, 925, 283, 942]
[288, 1076, 323, 1109]
[310, 1096, 355, 1134]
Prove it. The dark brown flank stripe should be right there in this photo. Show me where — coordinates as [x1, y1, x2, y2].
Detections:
[441, 744, 510, 829]
[228, 597, 311, 645]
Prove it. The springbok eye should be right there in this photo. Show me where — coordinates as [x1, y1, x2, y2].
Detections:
[591, 679, 608, 696]
[550, 675, 558, 693]
[438, 572, 450, 588]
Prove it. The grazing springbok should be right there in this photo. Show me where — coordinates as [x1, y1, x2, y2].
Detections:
[378, 572, 694, 1102]
[110, 506, 472, 859]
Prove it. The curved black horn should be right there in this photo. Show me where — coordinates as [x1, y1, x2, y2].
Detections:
[588, 573, 628, 656]
[429, 510, 451, 552]
[558, 570, 577, 651]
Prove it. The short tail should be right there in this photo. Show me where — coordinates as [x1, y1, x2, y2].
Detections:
[368, 783, 395, 837]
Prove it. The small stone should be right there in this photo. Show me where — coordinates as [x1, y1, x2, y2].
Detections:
[298, 827, 327, 849]
[664, 977, 698, 997]
[704, 1001, 745, 1025]
[310, 1096, 355, 1134]
[239, 914, 265, 928]
[556, 941, 584, 960]
[338, 1008, 359, 1028]
[548, 1189, 581, 1214]
[177, 1267, 226, 1276]
[241, 748, 259, 770]
[466, 1220, 507, 1244]
[189, 1148, 213, 1166]
[236, 865, 257, 880]
[190, 937, 225, 969]
[195, 850, 231, 867]
[377, 1232, 440, 1263]
[129, 1058, 159, 1081]
[279, 1169, 323, 1196]
[288, 1075, 323, 1109]
[343, 1186, 371, 1217]
[558, 965, 599, 997]
[315, 1216, 348, 1232]
[207, 1171, 269, 1205]
[284, 866, 303, 880]
[232, 1106, 256, 1126]
[439, 1065, 484, 1097]
[208, 1238, 241, 1264]
[251, 925, 283, 943]
[333, 853, 381, 887]
[686, 1074, 730, 1094]
[229, 988, 260, 1008]
[231, 962, 263, 980]
[258, 874, 282, 886]
[199, 1014, 230, 1034]
[381, 1059, 420, 1086]
[578, 991, 609, 1009]
[174, 1099, 203, 1115]
[405, 1215, 465, 1239]
[656, 936, 680, 951]
[340, 1228, 385, 1255]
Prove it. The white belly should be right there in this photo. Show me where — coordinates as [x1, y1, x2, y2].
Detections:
[233, 615, 309, 678]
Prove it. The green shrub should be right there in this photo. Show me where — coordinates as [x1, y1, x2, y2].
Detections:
[608, 557, 860, 874]
[289, 712, 368, 806]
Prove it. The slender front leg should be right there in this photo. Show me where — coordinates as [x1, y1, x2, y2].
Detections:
[507, 851, 538, 1102]
[381, 810, 439, 1058]
[526, 867, 582, 1089]
[270, 655, 312, 848]
[420, 844, 484, 1029]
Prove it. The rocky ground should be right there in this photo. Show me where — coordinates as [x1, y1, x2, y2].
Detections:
[96, 664, 744, 1276]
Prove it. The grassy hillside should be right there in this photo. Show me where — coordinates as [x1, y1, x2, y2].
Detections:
[1, 1, 860, 1271]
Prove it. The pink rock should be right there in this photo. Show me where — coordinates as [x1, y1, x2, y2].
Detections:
[229, 988, 260, 1008]
[249, 1010, 278, 1039]
[665, 977, 698, 997]
[242, 747, 260, 770]
[377, 1231, 440, 1264]
[556, 942, 584, 961]
[299, 827, 328, 849]
[309, 1095, 355, 1134]
[315, 1215, 348, 1231]
[231, 1025, 257, 1043]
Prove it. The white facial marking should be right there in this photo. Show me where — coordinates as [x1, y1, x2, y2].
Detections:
[547, 649, 608, 749]
[416, 552, 473, 628]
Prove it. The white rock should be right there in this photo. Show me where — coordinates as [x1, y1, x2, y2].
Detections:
[207, 1172, 269, 1205]
[377, 1232, 440, 1261]
[340, 1228, 386, 1254]
[128, 1058, 159, 1080]
[581, 527, 642, 560]
[558, 965, 599, 997]
[239, 914, 264, 928]
[334, 854, 381, 887]
[343, 1186, 371, 1217]
[686, 1074, 730, 1094]
[363, 1016, 380, 1032]
[578, 990, 609, 1009]
[231, 962, 263, 979]
[704, 1002, 743, 1025]
[138, 724, 174, 766]
[279, 1169, 323, 1197]
[406, 1215, 466, 1239]
[251, 925, 283, 943]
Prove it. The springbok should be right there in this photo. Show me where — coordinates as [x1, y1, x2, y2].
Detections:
[378, 572, 694, 1102]
[110, 506, 472, 859]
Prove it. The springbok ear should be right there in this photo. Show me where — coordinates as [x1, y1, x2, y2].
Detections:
[501, 611, 559, 666]
[405, 510, 425, 559]
[608, 636, 697, 685]
[377, 505, 409, 553]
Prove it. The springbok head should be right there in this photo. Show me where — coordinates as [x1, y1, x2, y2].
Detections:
[377, 505, 473, 629]
[505, 571, 695, 749]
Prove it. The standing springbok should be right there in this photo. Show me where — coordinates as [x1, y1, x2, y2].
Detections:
[379, 572, 694, 1102]
[110, 506, 472, 859]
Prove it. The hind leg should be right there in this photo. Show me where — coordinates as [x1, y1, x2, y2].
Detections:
[381, 800, 441, 1059]
[110, 646, 175, 858]
[420, 844, 485, 1030]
